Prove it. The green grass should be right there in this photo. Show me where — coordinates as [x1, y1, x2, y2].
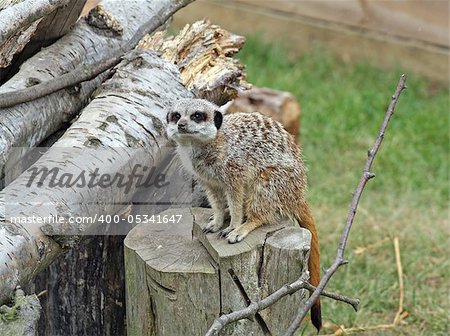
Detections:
[237, 36, 449, 335]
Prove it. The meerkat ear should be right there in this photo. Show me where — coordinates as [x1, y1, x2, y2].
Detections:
[214, 110, 223, 129]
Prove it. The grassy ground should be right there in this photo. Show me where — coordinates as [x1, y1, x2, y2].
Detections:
[237, 36, 449, 335]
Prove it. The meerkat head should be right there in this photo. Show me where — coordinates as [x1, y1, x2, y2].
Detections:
[166, 98, 223, 144]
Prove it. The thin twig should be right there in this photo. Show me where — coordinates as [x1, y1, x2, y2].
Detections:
[284, 74, 407, 336]
[205, 273, 309, 336]
[303, 283, 360, 312]
[0, 0, 195, 108]
[204, 272, 360, 336]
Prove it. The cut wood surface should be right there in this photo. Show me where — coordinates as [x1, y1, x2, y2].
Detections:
[125, 207, 311, 336]
[29, 0, 87, 44]
[227, 87, 301, 140]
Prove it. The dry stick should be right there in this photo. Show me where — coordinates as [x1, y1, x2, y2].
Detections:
[204, 272, 359, 336]
[205, 273, 310, 336]
[303, 283, 360, 312]
[392, 237, 404, 326]
[0, 0, 195, 108]
[284, 74, 408, 336]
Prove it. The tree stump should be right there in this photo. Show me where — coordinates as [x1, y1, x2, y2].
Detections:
[124, 207, 312, 335]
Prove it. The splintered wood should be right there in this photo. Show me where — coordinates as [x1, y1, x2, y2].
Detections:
[138, 20, 250, 105]
[0, 20, 40, 68]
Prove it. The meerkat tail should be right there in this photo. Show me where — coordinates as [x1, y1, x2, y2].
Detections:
[295, 201, 322, 332]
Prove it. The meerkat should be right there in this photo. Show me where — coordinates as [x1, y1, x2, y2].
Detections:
[166, 98, 321, 331]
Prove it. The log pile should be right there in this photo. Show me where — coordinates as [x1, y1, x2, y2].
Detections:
[0, 1, 249, 334]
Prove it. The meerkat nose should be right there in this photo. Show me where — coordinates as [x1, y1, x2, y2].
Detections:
[178, 121, 187, 131]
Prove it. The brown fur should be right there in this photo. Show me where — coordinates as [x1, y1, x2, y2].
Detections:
[166, 99, 322, 331]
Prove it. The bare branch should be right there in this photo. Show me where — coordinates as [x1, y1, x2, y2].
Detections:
[205, 273, 310, 336]
[0, 0, 195, 108]
[303, 283, 360, 312]
[204, 272, 360, 336]
[324, 237, 406, 334]
[284, 74, 408, 336]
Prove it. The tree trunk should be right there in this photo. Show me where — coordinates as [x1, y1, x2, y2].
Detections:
[34, 235, 127, 336]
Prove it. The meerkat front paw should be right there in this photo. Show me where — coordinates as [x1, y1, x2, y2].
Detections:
[219, 226, 234, 238]
[203, 217, 224, 233]
[226, 226, 250, 243]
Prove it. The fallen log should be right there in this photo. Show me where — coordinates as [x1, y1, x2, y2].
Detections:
[4, 0, 89, 76]
[0, 21, 246, 335]
[0, 0, 71, 68]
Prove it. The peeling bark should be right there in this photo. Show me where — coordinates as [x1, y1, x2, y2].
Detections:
[0, 0, 71, 67]
[138, 19, 250, 104]
[0, 0, 70, 45]
[0, 19, 41, 68]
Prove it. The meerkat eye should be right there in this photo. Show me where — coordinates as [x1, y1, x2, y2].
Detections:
[191, 112, 206, 123]
[170, 112, 181, 123]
